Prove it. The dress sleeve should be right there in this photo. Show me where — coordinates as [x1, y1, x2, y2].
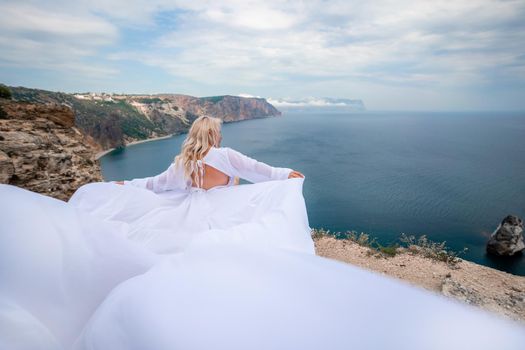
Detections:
[121, 162, 184, 193]
[224, 147, 292, 183]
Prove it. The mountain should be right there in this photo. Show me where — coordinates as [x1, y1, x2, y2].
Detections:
[7, 86, 282, 151]
[267, 97, 366, 111]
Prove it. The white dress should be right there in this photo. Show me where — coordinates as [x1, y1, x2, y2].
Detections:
[0, 146, 524, 350]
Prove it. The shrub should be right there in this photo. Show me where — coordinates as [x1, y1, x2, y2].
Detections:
[0, 85, 12, 99]
[377, 243, 400, 257]
[311, 228, 467, 264]
[399, 233, 468, 267]
[202, 96, 225, 103]
[136, 97, 163, 104]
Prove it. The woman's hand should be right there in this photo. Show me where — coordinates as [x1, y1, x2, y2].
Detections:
[288, 170, 304, 179]
[114, 181, 124, 185]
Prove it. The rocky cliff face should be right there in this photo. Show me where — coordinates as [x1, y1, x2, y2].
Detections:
[0, 99, 103, 201]
[8, 86, 282, 151]
[160, 95, 282, 122]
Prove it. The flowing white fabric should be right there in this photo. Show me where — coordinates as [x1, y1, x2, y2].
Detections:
[0, 146, 524, 350]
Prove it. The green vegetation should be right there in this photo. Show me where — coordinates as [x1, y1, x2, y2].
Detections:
[0, 84, 13, 99]
[9, 86, 72, 105]
[74, 99, 161, 140]
[201, 96, 225, 103]
[398, 233, 468, 266]
[377, 242, 400, 257]
[311, 228, 468, 266]
[136, 97, 163, 104]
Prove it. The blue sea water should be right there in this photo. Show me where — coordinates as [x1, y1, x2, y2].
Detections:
[100, 111, 525, 275]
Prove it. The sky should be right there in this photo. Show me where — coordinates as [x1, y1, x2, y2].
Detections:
[0, 0, 524, 111]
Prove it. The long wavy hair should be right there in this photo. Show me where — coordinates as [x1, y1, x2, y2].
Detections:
[174, 115, 223, 188]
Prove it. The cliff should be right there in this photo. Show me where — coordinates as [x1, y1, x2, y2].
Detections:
[158, 94, 282, 122]
[0, 99, 103, 201]
[8, 86, 282, 151]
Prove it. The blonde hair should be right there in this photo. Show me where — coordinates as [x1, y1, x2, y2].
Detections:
[174, 115, 223, 188]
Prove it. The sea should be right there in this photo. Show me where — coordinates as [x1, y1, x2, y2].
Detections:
[100, 110, 525, 276]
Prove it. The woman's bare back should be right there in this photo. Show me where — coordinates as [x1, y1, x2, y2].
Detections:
[190, 163, 230, 190]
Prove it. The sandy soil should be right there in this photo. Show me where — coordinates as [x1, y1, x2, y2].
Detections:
[94, 134, 175, 160]
[314, 236, 525, 323]
[94, 148, 116, 160]
[124, 134, 174, 147]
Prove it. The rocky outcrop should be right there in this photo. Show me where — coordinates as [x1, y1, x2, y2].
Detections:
[0, 99, 103, 201]
[487, 215, 525, 256]
[441, 276, 483, 305]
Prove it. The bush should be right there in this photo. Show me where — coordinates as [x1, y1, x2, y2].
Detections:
[136, 97, 163, 104]
[311, 228, 467, 264]
[0, 85, 12, 99]
[202, 96, 225, 103]
[399, 233, 468, 267]
[377, 243, 400, 257]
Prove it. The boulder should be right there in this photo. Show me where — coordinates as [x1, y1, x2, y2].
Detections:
[486, 215, 525, 256]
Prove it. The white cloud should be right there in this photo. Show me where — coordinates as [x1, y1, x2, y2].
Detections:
[267, 97, 363, 109]
[204, 4, 298, 30]
[1, 0, 524, 109]
[0, 3, 117, 41]
[0, 2, 119, 78]
[238, 93, 261, 98]
[110, 0, 525, 88]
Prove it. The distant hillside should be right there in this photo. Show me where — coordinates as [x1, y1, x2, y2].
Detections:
[7, 86, 282, 151]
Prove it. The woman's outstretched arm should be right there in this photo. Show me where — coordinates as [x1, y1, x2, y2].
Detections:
[224, 147, 303, 183]
[114, 162, 184, 193]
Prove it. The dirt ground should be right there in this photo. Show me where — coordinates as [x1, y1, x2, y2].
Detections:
[314, 235, 525, 323]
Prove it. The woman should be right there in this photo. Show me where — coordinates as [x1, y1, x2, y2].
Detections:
[114, 115, 305, 190]
[0, 116, 524, 350]
[67, 115, 315, 255]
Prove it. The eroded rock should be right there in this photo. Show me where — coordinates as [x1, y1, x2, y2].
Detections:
[486, 215, 525, 256]
[0, 99, 103, 201]
[441, 277, 483, 305]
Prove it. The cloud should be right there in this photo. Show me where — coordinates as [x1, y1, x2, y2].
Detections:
[0, 1, 119, 78]
[111, 0, 525, 87]
[238, 93, 261, 98]
[202, 3, 298, 30]
[1, 0, 524, 109]
[267, 97, 365, 110]
[0, 3, 116, 41]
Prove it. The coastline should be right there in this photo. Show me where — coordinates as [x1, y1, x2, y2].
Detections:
[94, 148, 116, 160]
[94, 134, 175, 160]
[93, 114, 281, 160]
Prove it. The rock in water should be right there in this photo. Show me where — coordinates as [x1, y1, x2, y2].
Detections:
[486, 215, 525, 256]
